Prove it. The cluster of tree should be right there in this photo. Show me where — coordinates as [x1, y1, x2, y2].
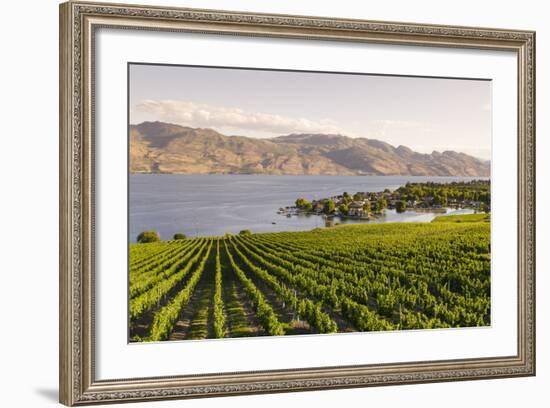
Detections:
[395, 200, 407, 213]
[323, 199, 336, 215]
[395, 180, 491, 208]
[136, 231, 187, 243]
[294, 180, 491, 217]
[295, 197, 313, 212]
[373, 198, 388, 214]
[297, 195, 385, 217]
[336, 192, 352, 215]
[337, 192, 373, 216]
[137, 230, 160, 243]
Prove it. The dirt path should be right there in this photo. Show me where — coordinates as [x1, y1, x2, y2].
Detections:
[186, 267, 216, 340]
[169, 249, 216, 341]
[221, 248, 265, 338]
[233, 254, 311, 336]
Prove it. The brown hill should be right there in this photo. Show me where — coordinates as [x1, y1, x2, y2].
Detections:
[130, 121, 490, 177]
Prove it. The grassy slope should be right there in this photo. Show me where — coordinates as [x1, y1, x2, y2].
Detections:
[130, 221, 491, 339]
[130, 221, 490, 252]
[432, 213, 490, 223]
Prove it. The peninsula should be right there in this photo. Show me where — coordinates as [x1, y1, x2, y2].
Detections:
[283, 180, 490, 220]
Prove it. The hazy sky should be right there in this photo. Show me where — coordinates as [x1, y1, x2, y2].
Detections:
[129, 64, 492, 160]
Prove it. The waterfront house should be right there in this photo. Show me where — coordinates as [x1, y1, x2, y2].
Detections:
[348, 201, 365, 217]
[313, 201, 324, 213]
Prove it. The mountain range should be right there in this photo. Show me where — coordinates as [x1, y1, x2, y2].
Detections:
[130, 121, 490, 177]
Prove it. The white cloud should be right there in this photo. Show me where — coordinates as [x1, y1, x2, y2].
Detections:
[364, 118, 436, 144]
[364, 120, 490, 160]
[135, 99, 343, 137]
[133, 100, 490, 159]
[367, 119, 437, 134]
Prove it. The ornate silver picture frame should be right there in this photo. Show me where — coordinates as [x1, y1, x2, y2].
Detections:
[59, 1, 535, 405]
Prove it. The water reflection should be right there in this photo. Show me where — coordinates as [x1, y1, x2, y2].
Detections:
[130, 175, 484, 240]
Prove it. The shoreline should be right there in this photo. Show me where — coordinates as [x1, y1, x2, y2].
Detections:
[130, 176, 489, 242]
[130, 213, 490, 243]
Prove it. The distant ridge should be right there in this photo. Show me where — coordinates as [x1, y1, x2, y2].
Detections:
[130, 121, 490, 177]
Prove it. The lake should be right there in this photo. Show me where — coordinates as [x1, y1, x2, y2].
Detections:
[129, 175, 483, 241]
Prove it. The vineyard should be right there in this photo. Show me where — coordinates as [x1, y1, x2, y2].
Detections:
[129, 221, 490, 342]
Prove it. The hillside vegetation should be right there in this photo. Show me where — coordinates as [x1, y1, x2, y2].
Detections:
[129, 222, 490, 341]
[432, 213, 490, 223]
[130, 121, 491, 176]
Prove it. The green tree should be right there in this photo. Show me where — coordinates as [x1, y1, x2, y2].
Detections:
[173, 233, 186, 240]
[441, 191, 448, 207]
[363, 201, 371, 213]
[480, 202, 490, 213]
[353, 193, 362, 201]
[375, 199, 388, 213]
[338, 203, 349, 215]
[137, 231, 160, 243]
[395, 200, 407, 213]
[239, 229, 252, 235]
[323, 199, 336, 215]
[295, 197, 310, 209]
[303, 202, 313, 212]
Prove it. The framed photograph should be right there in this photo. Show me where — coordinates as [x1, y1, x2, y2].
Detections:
[59, 1, 535, 405]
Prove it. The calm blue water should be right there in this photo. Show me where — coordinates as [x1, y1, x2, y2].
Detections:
[129, 175, 483, 241]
